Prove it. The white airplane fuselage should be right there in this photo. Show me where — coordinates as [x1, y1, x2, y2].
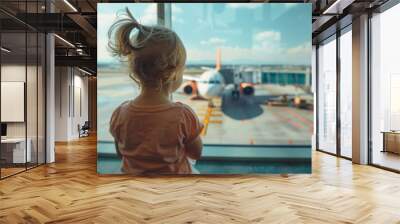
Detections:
[196, 69, 225, 98]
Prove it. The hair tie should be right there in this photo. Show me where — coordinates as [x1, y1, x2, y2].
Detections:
[123, 7, 150, 50]
[125, 7, 140, 28]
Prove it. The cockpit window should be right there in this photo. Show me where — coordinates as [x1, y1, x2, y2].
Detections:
[209, 80, 221, 84]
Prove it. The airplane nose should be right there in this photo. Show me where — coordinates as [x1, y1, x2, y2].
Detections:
[205, 84, 219, 97]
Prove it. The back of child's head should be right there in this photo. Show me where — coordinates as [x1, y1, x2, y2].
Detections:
[108, 8, 186, 89]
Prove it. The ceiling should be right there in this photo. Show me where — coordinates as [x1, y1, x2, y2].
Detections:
[0, 0, 393, 74]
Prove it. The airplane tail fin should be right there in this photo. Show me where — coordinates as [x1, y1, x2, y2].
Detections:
[216, 48, 221, 71]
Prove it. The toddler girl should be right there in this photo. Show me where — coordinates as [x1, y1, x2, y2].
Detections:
[108, 8, 203, 175]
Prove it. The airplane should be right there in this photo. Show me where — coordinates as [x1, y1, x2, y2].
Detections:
[181, 49, 255, 101]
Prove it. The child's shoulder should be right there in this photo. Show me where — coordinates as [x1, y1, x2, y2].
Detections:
[111, 101, 195, 119]
[111, 100, 131, 118]
[173, 102, 199, 120]
[109, 100, 132, 131]
[174, 102, 195, 113]
[115, 100, 132, 111]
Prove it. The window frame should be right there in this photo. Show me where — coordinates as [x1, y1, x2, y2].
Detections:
[0, 1, 47, 180]
[315, 23, 353, 161]
[368, 1, 400, 173]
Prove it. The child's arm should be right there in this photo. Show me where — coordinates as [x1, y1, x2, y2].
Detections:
[185, 135, 203, 160]
[181, 104, 204, 160]
[109, 104, 124, 159]
[114, 141, 123, 159]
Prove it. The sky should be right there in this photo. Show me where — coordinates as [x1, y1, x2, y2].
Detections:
[97, 3, 311, 65]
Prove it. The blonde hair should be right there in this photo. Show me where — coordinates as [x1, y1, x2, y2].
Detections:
[108, 8, 186, 89]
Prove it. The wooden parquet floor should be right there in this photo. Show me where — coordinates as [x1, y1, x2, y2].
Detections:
[1, 135, 400, 224]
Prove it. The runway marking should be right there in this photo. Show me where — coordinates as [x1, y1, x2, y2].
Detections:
[209, 120, 222, 124]
[270, 108, 304, 130]
[201, 106, 212, 136]
[200, 99, 222, 136]
[284, 108, 313, 125]
[197, 113, 222, 117]
[282, 108, 313, 133]
[201, 119, 209, 136]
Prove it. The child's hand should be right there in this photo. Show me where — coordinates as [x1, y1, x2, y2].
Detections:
[185, 136, 203, 160]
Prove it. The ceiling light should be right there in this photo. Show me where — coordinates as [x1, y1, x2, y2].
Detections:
[63, 0, 78, 12]
[322, 0, 355, 15]
[323, 0, 342, 14]
[1, 47, 11, 53]
[78, 67, 93, 76]
[54, 34, 75, 48]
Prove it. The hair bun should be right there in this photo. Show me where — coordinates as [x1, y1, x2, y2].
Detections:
[107, 7, 186, 90]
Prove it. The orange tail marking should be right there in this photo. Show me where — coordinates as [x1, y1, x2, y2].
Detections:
[216, 48, 221, 71]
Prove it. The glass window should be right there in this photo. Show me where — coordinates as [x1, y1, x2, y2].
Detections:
[96, 3, 312, 174]
[1, 31, 28, 177]
[339, 28, 352, 158]
[27, 30, 38, 169]
[371, 4, 400, 171]
[0, 1, 46, 179]
[170, 3, 313, 145]
[317, 36, 337, 154]
[38, 32, 46, 165]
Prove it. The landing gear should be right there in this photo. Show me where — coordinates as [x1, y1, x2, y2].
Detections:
[231, 84, 240, 100]
[208, 99, 215, 108]
[231, 90, 240, 100]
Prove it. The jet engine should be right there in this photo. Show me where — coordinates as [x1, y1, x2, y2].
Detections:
[183, 81, 197, 95]
[240, 83, 255, 95]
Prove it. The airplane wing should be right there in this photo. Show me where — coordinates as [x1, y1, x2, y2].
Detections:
[183, 74, 202, 82]
[201, 66, 213, 70]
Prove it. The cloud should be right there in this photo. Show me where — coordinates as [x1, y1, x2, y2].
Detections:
[254, 31, 281, 42]
[97, 12, 117, 33]
[97, 12, 118, 63]
[138, 4, 184, 24]
[282, 41, 312, 65]
[187, 37, 311, 65]
[139, 4, 157, 25]
[283, 3, 297, 8]
[97, 38, 112, 63]
[200, 37, 226, 46]
[286, 41, 311, 55]
[172, 5, 182, 13]
[226, 3, 261, 9]
[253, 31, 281, 50]
[187, 46, 282, 64]
[171, 5, 184, 24]
[188, 44, 310, 65]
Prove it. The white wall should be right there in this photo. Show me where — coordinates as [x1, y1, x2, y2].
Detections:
[45, 4, 55, 164]
[312, 45, 317, 150]
[71, 73, 89, 138]
[55, 67, 89, 141]
[55, 66, 69, 141]
[1, 65, 31, 138]
[1, 63, 46, 164]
